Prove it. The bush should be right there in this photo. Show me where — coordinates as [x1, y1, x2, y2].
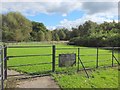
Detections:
[69, 36, 88, 46]
[69, 35, 120, 47]
[106, 35, 120, 47]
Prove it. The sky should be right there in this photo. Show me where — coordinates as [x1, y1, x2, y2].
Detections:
[0, 0, 119, 30]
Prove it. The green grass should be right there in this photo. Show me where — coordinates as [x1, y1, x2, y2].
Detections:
[7, 42, 119, 88]
[52, 67, 118, 88]
[7, 43, 118, 74]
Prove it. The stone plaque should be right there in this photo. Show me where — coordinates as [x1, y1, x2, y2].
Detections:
[59, 54, 76, 67]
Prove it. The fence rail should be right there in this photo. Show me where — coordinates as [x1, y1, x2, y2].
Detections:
[8, 62, 52, 67]
[1, 45, 120, 81]
[56, 46, 119, 77]
[8, 54, 52, 58]
[7, 45, 54, 74]
[8, 45, 52, 48]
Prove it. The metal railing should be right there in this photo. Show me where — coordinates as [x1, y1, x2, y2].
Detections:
[0, 47, 4, 90]
[1, 45, 120, 80]
[6, 45, 56, 76]
[56, 47, 119, 77]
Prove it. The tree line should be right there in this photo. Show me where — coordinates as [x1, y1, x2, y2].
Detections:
[69, 20, 120, 47]
[0, 12, 120, 47]
[1, 12, 70, 42]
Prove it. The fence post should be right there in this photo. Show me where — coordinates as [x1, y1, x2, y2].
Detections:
[4, 45, 7, 79]
[96, 47, 99, 68]
[112, 47, 114, 67]
[1, 49, 4, 90]
[77, 48, 80, 71]
[52, 45, 55, 72]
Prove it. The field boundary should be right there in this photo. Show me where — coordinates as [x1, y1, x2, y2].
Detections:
[1, 45, 120, 80]
[56, 46, 119, 77]
[0, 44, 120, 89]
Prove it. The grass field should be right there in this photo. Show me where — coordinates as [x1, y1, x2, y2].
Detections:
[52, 67, 119, 88]
[6, 42, 119, 88]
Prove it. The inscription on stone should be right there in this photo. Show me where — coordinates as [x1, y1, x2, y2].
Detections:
[59, 54, 76, 67]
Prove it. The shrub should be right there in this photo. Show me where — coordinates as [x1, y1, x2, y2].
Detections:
[69, 35, 120, 47]
[106, 35, 120, 47]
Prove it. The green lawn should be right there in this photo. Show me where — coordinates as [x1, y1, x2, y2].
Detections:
[52, 67, 118, 88]
[7, 42, 119, 88]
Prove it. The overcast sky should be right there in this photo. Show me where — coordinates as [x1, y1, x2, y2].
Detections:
[0, 0, 119, 30]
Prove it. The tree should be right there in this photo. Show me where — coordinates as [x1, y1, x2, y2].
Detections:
[45, 31, 52, 41]
[80, 20, 97, 36]
[37, 30, 45, 41]
[52, 32, 59, 41]
[58, 30, 66, 40]
[32, 21, 46, 32]
[2, 12, 32, 42]
[31, 21, 48, 41]
[70, 28, 79, 38]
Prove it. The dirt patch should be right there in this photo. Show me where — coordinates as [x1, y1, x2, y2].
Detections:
[17, 76, 59, 88]
[6, 70, 60, 89]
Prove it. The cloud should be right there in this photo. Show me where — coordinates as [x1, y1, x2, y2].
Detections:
[1, 1, 119, 30]
[1, 0, 119, 2]
[82, 2, 117, 15]
[55, 14, 118, 30]
[46, 26, 57, 30]
[62, 13, 67, 17]
[1, 1, 82, 16]
[1, 2, 47, 16]
[1, 1, 118, 16]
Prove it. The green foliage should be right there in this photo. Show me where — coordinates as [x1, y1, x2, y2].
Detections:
[105, 34, 120, 47]
[2, 12, 32, 42]
[45, 31, 52, 41]
[32, 21, 46, 32]
[52, 28, 70, 41]
[30, 21, 48, 41]
[37, 30, 45, 41]
[70, 35, 105, 47]
[57, 30, 66, 40]
[2, 12, 120, 46]
[69, 20, 120, 47]
[52, 32, 60, 41]
[70, 28, 79, 38]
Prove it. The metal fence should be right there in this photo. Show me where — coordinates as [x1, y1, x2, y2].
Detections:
[7, 45, 55, 75]
[55, 47, 120, 77]
[0, 44, 119, 90]
[0, 46, 4, 90]
[2, 45, 120, 79]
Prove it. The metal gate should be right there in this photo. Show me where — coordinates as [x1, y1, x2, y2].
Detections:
[7, 45, 55, 76]
[2, 45, 120, 79]
[0, 46, 4, 90]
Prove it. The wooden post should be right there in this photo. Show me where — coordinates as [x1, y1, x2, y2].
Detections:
[96, 47, 99, 68]
[52, 45, 55, 72]
[77, 48, 80, 71]
[112, 47, 114, 67]
[4, 45, 7, 79]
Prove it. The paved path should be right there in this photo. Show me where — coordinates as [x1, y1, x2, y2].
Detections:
[7, 70, 60, 89]
[17, 76, 59, 88]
